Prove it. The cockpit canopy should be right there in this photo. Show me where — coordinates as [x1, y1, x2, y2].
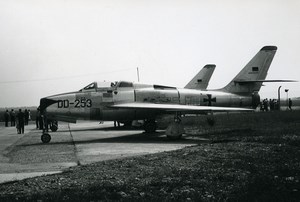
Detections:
[116, 81, 133, 88]
[82, 82, 97, 91]
[79, 81, 135, 92]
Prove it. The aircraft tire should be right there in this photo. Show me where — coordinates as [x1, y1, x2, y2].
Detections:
[41, 133, 51, 143]
[50, 124, 58, 132]
[165, 122, 184, 140]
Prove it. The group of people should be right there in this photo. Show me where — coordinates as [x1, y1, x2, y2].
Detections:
[260, 98, 293, 111]
[260, 99, 278, 111]
[3, 109, 31, 134]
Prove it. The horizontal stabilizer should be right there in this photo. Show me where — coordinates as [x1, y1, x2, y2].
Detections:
[234, 79, 297, 84]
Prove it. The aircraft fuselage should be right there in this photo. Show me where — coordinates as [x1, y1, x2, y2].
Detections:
[44, 83, 257, 122]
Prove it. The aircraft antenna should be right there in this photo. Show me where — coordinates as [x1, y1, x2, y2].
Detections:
[137, 67, 140, 82]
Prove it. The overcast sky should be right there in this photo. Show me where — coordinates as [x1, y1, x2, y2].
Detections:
[0, 0, 299, 108]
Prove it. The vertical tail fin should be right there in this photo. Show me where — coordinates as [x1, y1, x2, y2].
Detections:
[222, 46, 277, 94]
[185, 64, 216, 90]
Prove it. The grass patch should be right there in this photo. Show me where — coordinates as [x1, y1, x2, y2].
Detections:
[0, 111, 300, 201]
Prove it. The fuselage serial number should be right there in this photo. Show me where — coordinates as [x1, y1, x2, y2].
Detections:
[58, 98, 92, 108]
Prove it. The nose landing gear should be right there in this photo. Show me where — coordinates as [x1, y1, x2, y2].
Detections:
[49, 120, 58, 132]
[40, 113, 54, 144]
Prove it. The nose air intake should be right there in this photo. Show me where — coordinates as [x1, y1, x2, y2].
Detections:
[40, 98, 58, 112]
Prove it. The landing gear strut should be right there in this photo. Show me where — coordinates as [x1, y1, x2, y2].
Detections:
[49, 120, 58, 132]
[41, 111, 52, 143]
[207, 111, 215, 126]
[144, 119, 157, 133]
[166, 112, 184, 139]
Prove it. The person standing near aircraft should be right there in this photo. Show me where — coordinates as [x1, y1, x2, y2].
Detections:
[4, 110, 9, 127]
[24, 109, 29, 125]
[36, 107, 44, 130]
[269, 99, 274, 111]
[259, 102, 264, 111]
[36, 108, 40, 129]
[289, 98, 293, 110]
[10, 109, 15, 126]
[263, 99, 269, 112]
[16, 109, 25, 134]
[28, 109, 31, 121]
[39, 111, 44, 130]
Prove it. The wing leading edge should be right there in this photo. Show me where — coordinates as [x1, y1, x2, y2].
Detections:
[111, 102, 253, 112]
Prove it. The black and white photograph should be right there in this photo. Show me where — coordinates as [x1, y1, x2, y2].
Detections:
[0, 0, 299, 201]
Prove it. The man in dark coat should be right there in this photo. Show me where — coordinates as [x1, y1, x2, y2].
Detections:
[24, 109, 29, 125]
[4, 110, 10, 127]
[10, 109, 16, 126]
[16, 109, 25, 134]
[289, 98, 293, 110]
[36, 108, 40, 129]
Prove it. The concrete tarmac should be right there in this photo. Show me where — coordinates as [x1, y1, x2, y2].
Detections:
[0, 121, 203, 184]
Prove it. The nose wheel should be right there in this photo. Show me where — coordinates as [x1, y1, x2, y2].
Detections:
[41, 133, 51, 143]
[40, 109, 52, 143]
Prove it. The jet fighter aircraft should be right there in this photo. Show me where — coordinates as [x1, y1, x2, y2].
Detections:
[40, 46, 288, 143]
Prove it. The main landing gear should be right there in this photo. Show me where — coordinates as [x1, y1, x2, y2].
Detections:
[144, 119, 157, 133]
[206, 111, 215, 126]
[165, 112, 184, 139]
[143, 114, 184, 139]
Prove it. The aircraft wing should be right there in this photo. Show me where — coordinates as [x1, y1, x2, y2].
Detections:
[111, 102, 253, 112]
